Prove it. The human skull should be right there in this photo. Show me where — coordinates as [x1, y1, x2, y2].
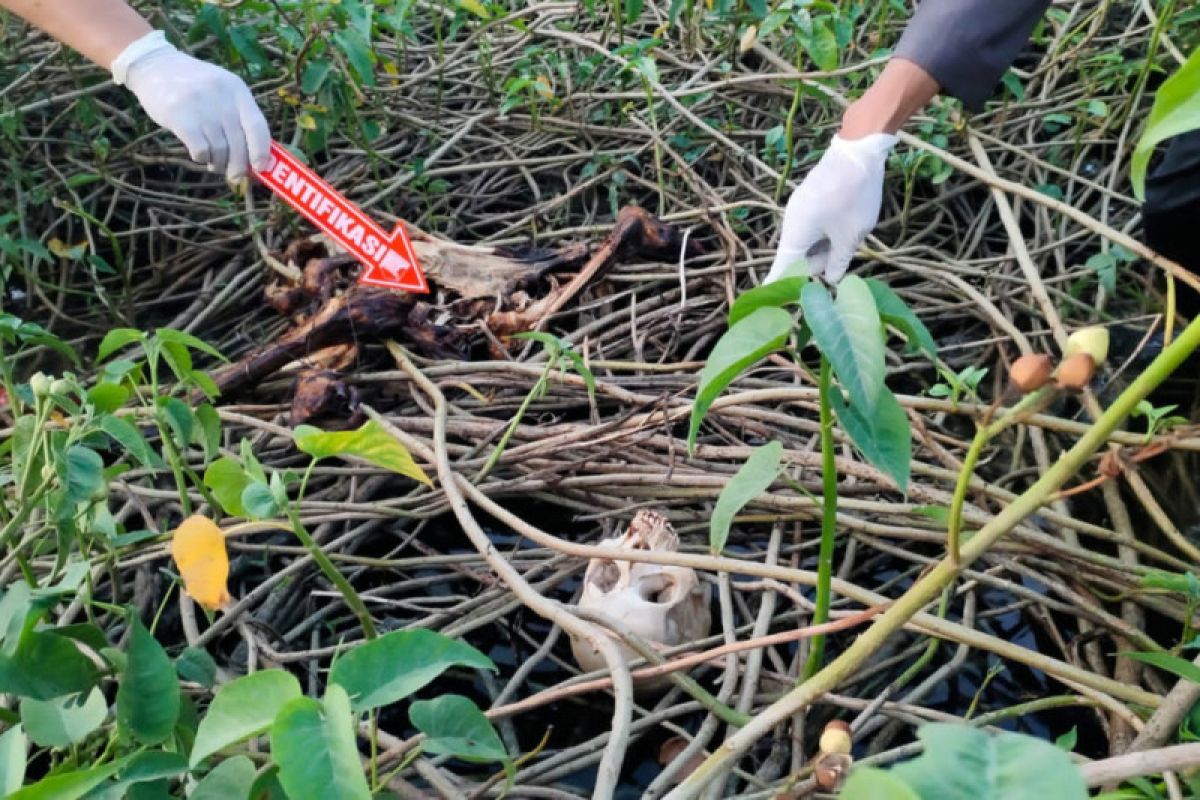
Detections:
[570, 511, 711, 686]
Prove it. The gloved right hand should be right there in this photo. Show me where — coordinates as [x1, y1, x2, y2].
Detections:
[111, 31, 270, 180]
[765, 133, 896, 284]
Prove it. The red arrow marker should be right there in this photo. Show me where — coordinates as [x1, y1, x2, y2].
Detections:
[256, 141, 428, 294]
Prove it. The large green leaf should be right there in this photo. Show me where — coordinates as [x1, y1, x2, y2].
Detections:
[688, 306, 793, 451]
[9, 758, 126, 800]
[1122, 651, 1200, 685]
[270, 685, 371, 800]
[831, 386, 911, 493]
[64, 446, 104, 505]
[0, 725, 26, 795]
[0, 630, 98, 699]
[203, 457, 250, 518]
[88, 751, 188, 800]
[191, 756, 257, 800]
[294, 420, 432, 486]
[20, 688, 107, 749]
[709, 441, 782, 554]
[410, 694, 509, 764]
[891, 723, 1087, 800]
[728, 276, 808, 326]
[190, 669, 301, 767]
[866, 280, 937, 359]
[99, 416, 161, 469]
[801, 276, 885, 414]
[117, 619, 179, 745]
[1132, 48, 1200, 199]
[328, 629, 495, 713]
[841, 766, 921, 800]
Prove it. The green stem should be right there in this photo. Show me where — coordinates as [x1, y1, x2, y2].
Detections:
[775, 48, 806, 202]
[668, 308, 1200, 799]
[946, 386, 1054, 564]
[287, 460, 376, 639]
[476, 357, 555, 481]
[803, 356, 838, 679]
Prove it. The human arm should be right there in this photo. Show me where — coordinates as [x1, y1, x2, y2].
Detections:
[767, 0, 1053, 283]
[0, 0, 270, 179]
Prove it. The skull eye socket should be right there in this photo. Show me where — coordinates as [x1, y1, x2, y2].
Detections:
[638, 574, 676, 603]
[592, 560, 620, 593]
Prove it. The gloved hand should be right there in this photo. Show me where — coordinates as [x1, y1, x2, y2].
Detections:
[111, 31, 270, 180]
[765, 133, 896, 284]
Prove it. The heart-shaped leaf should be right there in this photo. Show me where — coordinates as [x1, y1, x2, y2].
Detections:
[329, 629, 495, 713]
[410, 694, 509, 764]
[190, 669, 301, 767]
[270, 685, 371, 800]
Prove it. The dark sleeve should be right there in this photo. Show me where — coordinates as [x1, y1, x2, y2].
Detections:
[893, 0, 1053, 111]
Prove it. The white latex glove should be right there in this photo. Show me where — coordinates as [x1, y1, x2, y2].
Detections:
[766, 133, 896, 284]
[111, 31, 270, 180]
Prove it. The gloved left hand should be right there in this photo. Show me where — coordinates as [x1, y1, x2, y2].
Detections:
[111, 31, 270, 180]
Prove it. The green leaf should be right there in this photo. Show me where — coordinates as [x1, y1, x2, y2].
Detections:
[0, 630, 98, 699]
[191, 756, 257, 800]
[840, 766, 921, 800]
[270, 685, 371, 800]
[1132, 47, 1200, 199]
[800, 18, 838, 71]
[117, 618, 179, 745]
[90, 751, 187, 800]
[87, 383, 129, 414]
[0, 725, 27, 795]
[1085, 252, 1118, 294]
[9, 758, 125, 800]
[830, 385, 911, 493]
[709, 442, 782, 554]
[1056, 726, 1078, 751]
[190, 670, 301, 767]
[97, 328, 143, 361]
[687, 306, 793, 451]
[410, 694, 509, 763]
[204, 457, 250, 518]
[1122, 651, 1200, 685]
[241, 481, 278, 520]
[866, 280, 937, 359]
[156, 397, 193, 450]
[801, 276, 885, 414]
[20, 687, 107, 748]
[891, 723, 1087, 800]
[229, 24, 272, 72]
[329, 629, 495, 713]
[729, 276, 808, 327]
[333, 28, 376, 87]
[194, 404, 222, 458]
[301, 59, 334, 94]
[64, 446, 104, 504]
[99, 416, 160, 469]
[176, 646, 217, 688]
[154, 328, 226, 362]
[293, 420, 432, 486]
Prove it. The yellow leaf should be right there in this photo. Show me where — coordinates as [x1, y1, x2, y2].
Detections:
[48, 238, 88, 260]
[297, 113, 318, 131]
[534, 75, 554, 100]
[457, 0, 490, 19]
[170, 515, 231, 612]
[738, 25, 758, 54]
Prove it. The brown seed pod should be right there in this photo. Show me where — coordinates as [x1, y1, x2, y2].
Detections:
[818, 720, 853, 755]
[813, 752, 853, 791]
[1055, 352, 1096, 391]
[1009, 354, 1054, 393]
